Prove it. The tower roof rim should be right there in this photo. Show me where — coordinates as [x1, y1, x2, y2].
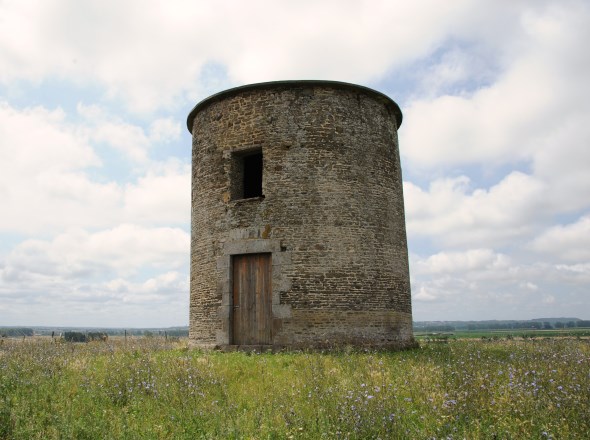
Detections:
[186, 80, 402, 133]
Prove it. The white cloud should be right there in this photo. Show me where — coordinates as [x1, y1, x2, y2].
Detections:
[412, 249, 510, 275]
[404, 172, 547, 247]
[0, 101, 99, 174]
[2, 1, 587, 117]
[415, 48, 485, 98]
[0, 270, 189, 327]
[110, 271, 189, 305]
[123, 161, 191, 226]
[400, 2, 590, 177]
[532, 216, 590, 262]
[0, 101, 122, 233]
[77, 103, 150, 162]
[4, 224, 189, 278]
[409, 249, 508, 307]
[0, 0, 528, 114]
[0, 225, 189, 326]
[530, 113, 590, 214]
[410, 251, 589, 319]
[149, 118, 181, 143]
[520, 281, 538, 291]
[0, 102, 190, 234]
[413, 286, 438, 303]
[398, 1, 590, 325]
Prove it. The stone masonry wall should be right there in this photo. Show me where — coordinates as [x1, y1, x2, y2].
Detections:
[189, 81, 415, 349]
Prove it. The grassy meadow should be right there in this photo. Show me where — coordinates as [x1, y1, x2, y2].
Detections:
[0, 337, 588, 439]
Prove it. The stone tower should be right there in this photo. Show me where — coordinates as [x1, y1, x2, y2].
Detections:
[188, 80, 414, 349]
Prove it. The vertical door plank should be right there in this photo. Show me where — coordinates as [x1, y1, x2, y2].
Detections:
[260, 254, 272, 344]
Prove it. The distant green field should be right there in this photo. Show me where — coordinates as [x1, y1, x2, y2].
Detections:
[1, 337, 589, 439]
[414, 327, 590, 340]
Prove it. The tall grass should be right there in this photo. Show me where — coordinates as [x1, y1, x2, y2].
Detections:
[0, 337, 588, 439]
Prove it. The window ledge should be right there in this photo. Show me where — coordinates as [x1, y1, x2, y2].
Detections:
[230, 195, 266, 205]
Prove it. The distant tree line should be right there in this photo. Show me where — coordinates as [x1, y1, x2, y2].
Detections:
[0, 328, 34, 337]
[417, 325, 456, 332]
[30, 327, 189, 337]
[414, 320, 590, 332]
[60, 329, 188, 341]
[98, 328, 188, 337]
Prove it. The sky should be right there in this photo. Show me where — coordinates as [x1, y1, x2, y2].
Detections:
[1, 0, 589, 328]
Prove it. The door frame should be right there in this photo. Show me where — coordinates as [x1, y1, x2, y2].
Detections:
[215, 236, 292, 346]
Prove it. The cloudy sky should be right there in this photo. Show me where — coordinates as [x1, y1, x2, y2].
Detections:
[1, 0, 588, 328]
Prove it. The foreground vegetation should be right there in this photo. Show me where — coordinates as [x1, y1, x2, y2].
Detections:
[1, 337, 588, 439]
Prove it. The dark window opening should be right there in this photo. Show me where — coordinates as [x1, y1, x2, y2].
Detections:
[230, 149, 264, 200]
[242, 153, 263, 198]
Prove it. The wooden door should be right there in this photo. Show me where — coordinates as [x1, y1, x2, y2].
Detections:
[232, 253, 272, 345]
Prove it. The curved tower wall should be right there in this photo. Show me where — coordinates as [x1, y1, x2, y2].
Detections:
[188, 81, 414, 349]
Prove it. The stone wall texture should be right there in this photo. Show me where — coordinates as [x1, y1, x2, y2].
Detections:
[188, 80, 415, 349]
